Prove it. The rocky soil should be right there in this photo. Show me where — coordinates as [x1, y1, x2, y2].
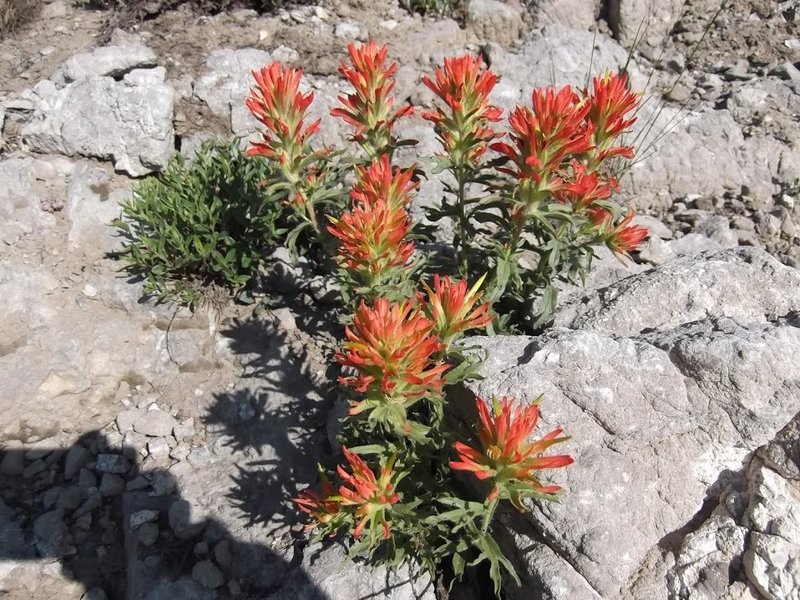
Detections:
[0, 0, 798, 599]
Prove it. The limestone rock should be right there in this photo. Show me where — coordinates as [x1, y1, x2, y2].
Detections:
[458, 252, 800, 597]
[133, 410, 177, 438]
[66, 162, 130, 259]
[273, 541, 435, 599]
[555, 248, 800, 336]
[467, 0, 526, 44]
[22, 74, 174, 177]
[608, 0, 685, 48]
[489, 25, 644, 114]
[191, 560, 224, 589]
[528, 0, 599, 29]
[58, 45, 158, 84]
[33, 510, 74, 557]
[193, 48, 271, 132]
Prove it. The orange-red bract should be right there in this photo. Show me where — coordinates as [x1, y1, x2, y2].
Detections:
[350, 154, 418, 210]
[327, 199, 414, 276]
[556, 161, 620, 211]
[492, 86, 593, 187]
[336, 448, 400, 539]
[245, 63, 320, 167]
[602, 208, 649, 255]
[421, 54, 502, 162]
[293, 475, 340, 532]
[331, 41, 413, 154]
[450, 396, 573, 504]
[420, 274, 493, 345]
[336, 298, 448, 412]
[586, 71, 639, 161]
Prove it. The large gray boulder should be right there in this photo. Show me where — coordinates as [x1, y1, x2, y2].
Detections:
[457, 248, 800, 598]
[623, 106, 792, 210]
[22, 70, 174, 177]
[555, 247, 800, 336]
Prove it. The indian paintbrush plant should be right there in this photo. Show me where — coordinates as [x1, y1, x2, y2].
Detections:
[250, 42, 645, 596]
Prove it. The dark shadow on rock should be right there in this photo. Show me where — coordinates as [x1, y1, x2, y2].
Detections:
[0, 430, 330, 599]
[203, 315, 337, 528]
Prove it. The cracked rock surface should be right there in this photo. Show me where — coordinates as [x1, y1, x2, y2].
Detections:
[461, 248, 800, 599]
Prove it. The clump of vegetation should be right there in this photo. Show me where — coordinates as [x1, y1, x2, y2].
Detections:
[399, 0, 468, 18]
[112, 140, 286, 308]
[0, 0, 40, 38]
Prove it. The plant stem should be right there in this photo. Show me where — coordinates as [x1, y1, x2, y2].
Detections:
[455, 164, 469, 277]
[482, 496, 499, 533]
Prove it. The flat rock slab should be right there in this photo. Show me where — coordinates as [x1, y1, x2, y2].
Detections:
[272, 541, 435, 600]
[133, 411, 177, 438]
[556, 247, 800, 336]
[58, 44, 158, 83]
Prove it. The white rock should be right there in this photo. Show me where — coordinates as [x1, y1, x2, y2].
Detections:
[22, 75, 174, 177]
[58, 45, 158, 84]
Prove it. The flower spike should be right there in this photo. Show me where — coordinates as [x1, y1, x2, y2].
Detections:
[421, 54, 503, 165]
[331, 41, 414, 157]
[586, 71, 639, 163]
[350, 154, 418, 210]
[336, 448, 401, 541]
[336, 298, 448, 413]
[245, 63, 320, 177]
[450, 396, 573, 508]
[420, 274, 493, 347]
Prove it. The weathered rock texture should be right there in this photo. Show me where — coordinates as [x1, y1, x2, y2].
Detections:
[21, 44, 173, 176]
[459, 248, 800, 599]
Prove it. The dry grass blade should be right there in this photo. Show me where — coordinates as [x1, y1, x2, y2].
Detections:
[0, 0, 41, 38]
[613, 0, 732, 179]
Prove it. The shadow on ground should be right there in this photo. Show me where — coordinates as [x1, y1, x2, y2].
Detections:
[0, 435, 329, 599]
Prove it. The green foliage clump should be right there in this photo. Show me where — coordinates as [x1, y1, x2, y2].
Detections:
[113, 140, 285, 307]
[399, 0, 468, 18]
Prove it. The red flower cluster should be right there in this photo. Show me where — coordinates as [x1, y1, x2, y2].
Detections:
[422, 54, 503, 165]
[293, 448, 401, 542]
[350, 154, 417, 211]
[336, 298, 448, 414]
[331, 42, 414, 157]
[328, 155, 418, 287]
[489, 71, 647, 254]
[492, 86, 592, 191]
[246, 63, 320, 179]
[451, 396, 573, 507]
[293, 471, 339, 532]
[420, 274, 493, 347]
[337, 448, 401, 540]
[556, 161, 619, 210]
[327, 200, 414, 281]
[592, 208, 649, 256]
[587, 72, 639, 163]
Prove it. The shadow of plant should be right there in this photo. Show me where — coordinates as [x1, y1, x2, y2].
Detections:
[203, 311, 336, 532]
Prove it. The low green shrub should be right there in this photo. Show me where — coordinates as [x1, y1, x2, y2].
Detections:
[399, 0, 467, 18]
[112, 140, 285, 307]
